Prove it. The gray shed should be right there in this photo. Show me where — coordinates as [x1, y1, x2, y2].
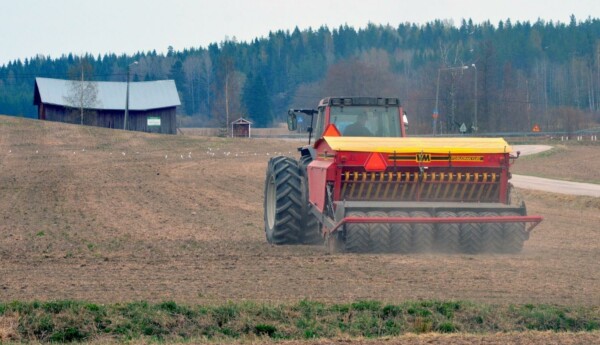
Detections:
[33, 77, 180, 134]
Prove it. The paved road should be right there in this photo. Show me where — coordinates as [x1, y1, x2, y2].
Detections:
[512, 145, 600, 197]
[512, 144, 553, 156]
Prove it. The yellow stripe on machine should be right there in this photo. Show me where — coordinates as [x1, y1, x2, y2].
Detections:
[323, 136, 512, 154]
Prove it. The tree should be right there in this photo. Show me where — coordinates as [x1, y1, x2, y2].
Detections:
[243, 73, 272, 127]
[323, 58, 396, 96]
[64, 58, 99, 125]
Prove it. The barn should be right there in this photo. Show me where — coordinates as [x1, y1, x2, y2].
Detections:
[33, 77, 180, 134]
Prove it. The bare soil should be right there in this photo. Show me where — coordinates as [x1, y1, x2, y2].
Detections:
[1, 116, 599, 343]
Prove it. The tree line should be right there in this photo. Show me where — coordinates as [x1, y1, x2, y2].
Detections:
[1, 16, 599, 134]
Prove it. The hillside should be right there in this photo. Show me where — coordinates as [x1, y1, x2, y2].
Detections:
[1, 116, 599, 343]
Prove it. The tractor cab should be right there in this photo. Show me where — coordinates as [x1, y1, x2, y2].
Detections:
[288, 97, 407, 143]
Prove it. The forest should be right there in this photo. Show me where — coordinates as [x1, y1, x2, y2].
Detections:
[1, 16, 599, 135]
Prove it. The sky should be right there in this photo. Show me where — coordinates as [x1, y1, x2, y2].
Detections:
[1, 0, 599, 66]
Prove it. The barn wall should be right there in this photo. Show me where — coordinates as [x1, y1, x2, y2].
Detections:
[38, 104, 177, 134]
[128, 108, 176, 134]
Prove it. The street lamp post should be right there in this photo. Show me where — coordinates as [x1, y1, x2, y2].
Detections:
[472, 64, 478, 132]
[124, 61, 138, 130]
[434, 65, 469, 135]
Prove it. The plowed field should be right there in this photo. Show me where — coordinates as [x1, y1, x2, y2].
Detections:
[1, 116, 599, 343]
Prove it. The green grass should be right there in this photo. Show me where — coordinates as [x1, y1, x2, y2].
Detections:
[0, 300, 598, 343]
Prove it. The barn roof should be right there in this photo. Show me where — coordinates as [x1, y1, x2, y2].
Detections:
[34, 77, 180, 111]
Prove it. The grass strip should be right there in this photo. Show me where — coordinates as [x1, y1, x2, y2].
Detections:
[0, 300, 598, 343]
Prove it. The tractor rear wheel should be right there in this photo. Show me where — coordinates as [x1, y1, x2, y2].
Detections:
[389, 211, 412, 253]
[263, 156, 302, 244]
[410, 211, 434, 252]
[435, 211, 461, 253]
[501, 212, 528, 253]
[345, 211, 370, 253]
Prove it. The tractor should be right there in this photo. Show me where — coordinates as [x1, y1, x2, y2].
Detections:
[263, 97, 542, 253]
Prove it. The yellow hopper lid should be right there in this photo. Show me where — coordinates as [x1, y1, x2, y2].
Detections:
[323, 136, 512, 154]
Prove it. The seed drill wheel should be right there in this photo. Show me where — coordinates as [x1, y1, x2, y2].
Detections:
[368, 211, 390, 253]
[299, 155, 322, 245]
[435, 211, 460, 253]
[345, 211, 370, 253]
[389, 211, 412, 253]
[410, 211, 435, 252]
[479, 211, 503, 253]
[458, 211, 482, 254]
[501, 212, 528, 253]
[264, 156, 302, 244]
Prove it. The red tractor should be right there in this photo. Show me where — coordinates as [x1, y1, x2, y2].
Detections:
[264, 97, 542, 253]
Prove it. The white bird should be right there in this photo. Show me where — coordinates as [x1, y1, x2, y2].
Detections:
[165, 155, 168, 159]
[122, 152, 125, 156]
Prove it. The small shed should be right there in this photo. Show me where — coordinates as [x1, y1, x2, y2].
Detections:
[231, 117, 252, 138]
[33, 77, 180, 134]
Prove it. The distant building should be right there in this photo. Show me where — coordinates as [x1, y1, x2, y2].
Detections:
[231, 117, 253, 138]
[33, 77, 180, 134]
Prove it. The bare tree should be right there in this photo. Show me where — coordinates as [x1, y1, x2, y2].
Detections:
[323, 58, 396, 96]
[64, 58, 100, 125]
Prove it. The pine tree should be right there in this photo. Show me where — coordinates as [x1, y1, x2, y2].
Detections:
[243, 73, 272, 127]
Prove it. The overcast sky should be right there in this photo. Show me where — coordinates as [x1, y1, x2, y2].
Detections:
[1, 0, 598, 66]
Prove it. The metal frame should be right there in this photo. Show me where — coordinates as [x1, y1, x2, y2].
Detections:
[329, 214, 543, 234]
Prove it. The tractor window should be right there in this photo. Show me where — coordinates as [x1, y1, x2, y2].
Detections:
[330, 106, 402, 137]
[313, 107, 326, 138]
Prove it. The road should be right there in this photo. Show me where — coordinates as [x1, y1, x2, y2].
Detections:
[512, 145, 600, 197]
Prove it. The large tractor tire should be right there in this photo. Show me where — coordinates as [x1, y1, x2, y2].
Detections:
[345, 211, 370, 253]
[435, 211, 461, 253]
[458, 211, 482, 254]
[389, 211, 412, 253]
[501, 212, 528, 253]
[410, 211, 435, 252]
[368, 211, 390, 253]
[479, 212, 503, 253]
[263, 156, 303, 244]
[298, 155, 322, 245]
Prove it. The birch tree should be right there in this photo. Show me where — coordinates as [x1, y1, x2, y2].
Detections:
[64, 58, 99, 125]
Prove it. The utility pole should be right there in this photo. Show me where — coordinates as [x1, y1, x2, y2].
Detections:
[124, 61, 138, 130]
[80, 64, 84, 125]
[472, 64, 478, 132]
